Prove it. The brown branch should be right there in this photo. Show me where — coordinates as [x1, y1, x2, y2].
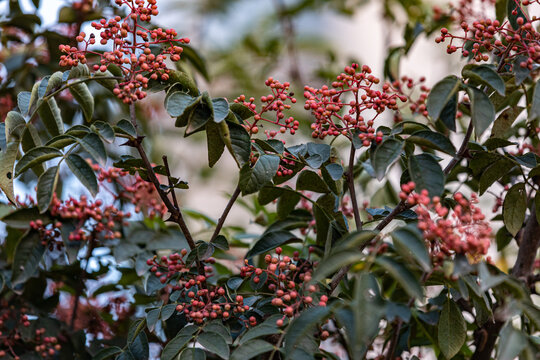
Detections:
[210, 186, 241, 242]
[347, 142, 362, 230]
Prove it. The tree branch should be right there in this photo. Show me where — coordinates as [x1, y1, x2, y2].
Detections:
[210, 186, 241, 242]
[347, 142, 362, 230]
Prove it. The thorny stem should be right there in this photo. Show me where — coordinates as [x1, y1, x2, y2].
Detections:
[210, 186, 241, 242]
[127, 103, 207, 279]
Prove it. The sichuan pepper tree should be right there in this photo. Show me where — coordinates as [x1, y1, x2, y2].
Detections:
[0, 0, 539, 359]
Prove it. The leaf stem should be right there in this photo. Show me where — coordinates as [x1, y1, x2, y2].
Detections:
[210, 185, 241, 242]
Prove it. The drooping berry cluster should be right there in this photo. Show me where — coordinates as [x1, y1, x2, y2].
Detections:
[400, 183, 492, 263]
[93, 162, 167, 218]
[235, 78, 299, 138]
[436, 1, 540, 67]
[239, 247, 327, 326]
[59, 0, 189, 103]
[304, 64, 405, 146]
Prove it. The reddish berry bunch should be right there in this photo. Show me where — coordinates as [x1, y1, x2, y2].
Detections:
[275, 152, 298, 177]
[93, 163, 167, 218]
[0, 305, 60, 359]
[147, 252, 255, 324]
[436, 2, 540, 67]
[29, 194, 129, 247]
[239, 247, 328, 326]
[388, 76, 430, 122]
[304, 64, 405, 146]
[59, 0, 189, 103]
[400, 184, 492, 263]
[235, 78, 299, 138]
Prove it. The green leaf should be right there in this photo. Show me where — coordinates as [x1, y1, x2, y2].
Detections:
[231, 340, 274, 360]
[78, 133, 107, 166]
[371, 138, 403, 180]
[239, 155, 280, 195]
[198, 331, 229, 359]
[462, 64, 505, 95]
[391, 226, 431, 272]
[94, 70, 118, 91]
[92, 121, 115, 143]
[168, 70, 199, 96]
[491, 106, 524, 138]
[238, 324, 279, 345]
[92, 346, 123, 360]
[11, 231, 46, 286]
[246, 231, 299, 258]
[283, 307, 331, 358]
[426, 76, 461, 120]
[478, 157, 515, 195]
[224, 122, 251, 167]
[407, 130, 456, 156]
[277, 188, 300, 219]
[296, 170, 330, 193]
[69, 82, 94, 122]
[529, 80, 540, 121]
[375, 256, 423, 298]
[229, 103, 254, 121]
[211, 235, 229, 251]
[66, 153, 98, 196]
[37, 98, 64, 136]
[46, 134, 78, 149]
[408, 154, 445, 197]
[206, 121, 225, 168]
[21, 124, 44, 177]
[325, 163, 343, 180]
[15, 147, 63, 176]
[161, 333, 193, 360]
[212, 98, 229, 123]
[467, 86, 496, 137]
[440, 93, 458, 131]
[18, 91, 31, 115]
[312, 250, 364, 282]
[438, 297, 466, 359]
[166, 91, 197, 117]
[114, 119, 137, 138]
[179, 348, 206, 360]
[185, 92, 213, 136]
[37, 165, 59, 213]
[503, 183, 527, 236]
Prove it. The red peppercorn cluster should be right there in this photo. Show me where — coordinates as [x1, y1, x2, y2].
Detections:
[436, 2, 540, 67]
[304, 64, 405, 146]
[239, 247, 328, 326]
[0, 304, 60, 359]
[93, 163, 167, 218]
[235, 78, 299, 138]
[275, 152, 297, 177]
[29, 194, 129, 246]
[147, 251, 254, 324]
[59, 0, 189, 103]
[388, 76, 430, 123]
[400, 183, 492, 263]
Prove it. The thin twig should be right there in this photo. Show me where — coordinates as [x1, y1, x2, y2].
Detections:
[347, 142, 362, 229]
[210, 186, 241, 242]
